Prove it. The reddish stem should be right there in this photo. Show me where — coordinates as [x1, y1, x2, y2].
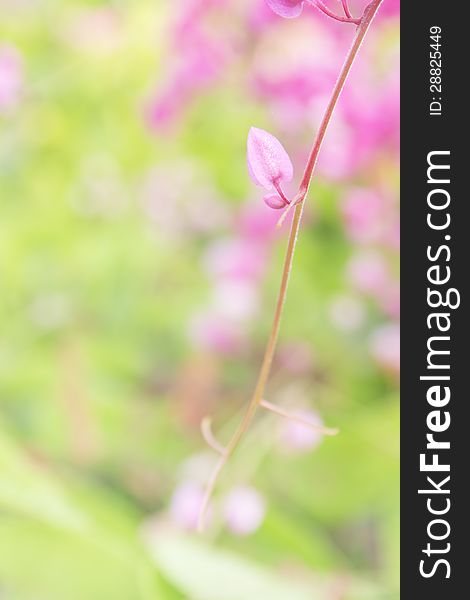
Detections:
[312, 0, 360, 25]
[341, 0, 352, 18]
[273, 180, 290, 206]
[298, 0, 381, 200]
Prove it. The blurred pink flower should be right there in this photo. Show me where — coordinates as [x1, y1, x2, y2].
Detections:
[203, 238, 267, 281]
[146, 38, 226, 130]
[315, 112, 358, 180]
[347, 251, 388, 296]
[237, 202, 282, 241]
[341, 188, 385, 244]
[0, 45, 23, 113]
[188, 311, 245, 354]
[279, 409, 324, 452]
[251, 23, 398, 179]
[369, 322, 400, 376]
[169, 482, 207, 531]
[223, 486, 266, 535]
[212, 280, 259, 322]
[247, 0, 278, 33]
[252, 21, 341, 123]
[146, 1, 231, 131]
[277, 342, 314, 374]
[376, 279, 400, 319]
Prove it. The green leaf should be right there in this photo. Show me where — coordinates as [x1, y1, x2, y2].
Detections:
[0, 516, 160, 600]
[149, 533, 325, 600]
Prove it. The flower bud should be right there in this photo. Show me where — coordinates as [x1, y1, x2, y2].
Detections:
[263, 193, 288, 210]
[247, 127, 293, 190]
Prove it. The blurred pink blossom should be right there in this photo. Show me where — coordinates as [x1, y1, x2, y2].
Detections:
[188, 311, 245, 354]
[341, 188, 385, 244]
[0, 45, 23, 113]
[146, 38, 227, 130]
[247, 0, 278, 33]
[376, 279, 400, 319]
[169, 482, 207, 530]
[252, 20, 341, 122]
[237, 202, 283, 241]
[203, 238, 267, 281]
[369, 322, 400, 376]
[277, 342, 314, 374]
[279, 408, 324, 452]
[146, 0, 231, 131]
[212, 280, 260, 322]
[223, 486, 266, 535]
[347, 251, 389, 296]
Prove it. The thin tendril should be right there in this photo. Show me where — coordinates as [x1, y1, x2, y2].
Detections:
[260, 399, 339, 435]
[273, 180, 290, 206]
[341, 0, 352, 19]
[312, 0, 360, 25]
[201, 417, 226, 454]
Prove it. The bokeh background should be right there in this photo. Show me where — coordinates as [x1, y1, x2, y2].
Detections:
[0, 1, 399, 598]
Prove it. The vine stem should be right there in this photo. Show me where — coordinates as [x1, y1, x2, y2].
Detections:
[341, 0, 352, 19]
[197, 0, 383, 532]
[313, 1, 360, 25]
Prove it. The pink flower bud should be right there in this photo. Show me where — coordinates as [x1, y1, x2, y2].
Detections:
[278, 409, 324, 453]
[223, 486, 266, 535]
[169, 482, 207, 531]
[266, 0, 305, 19]
[247, 127, 293, 191]
[263, 193, 288, 210]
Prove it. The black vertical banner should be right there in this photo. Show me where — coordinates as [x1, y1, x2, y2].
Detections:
[401, 1, 468, 597]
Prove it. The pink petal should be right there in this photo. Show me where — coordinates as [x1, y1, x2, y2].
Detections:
[265, 0, 304, 18]
[247, 127, 294, 190]
[263, 193, 287, 210]
[169, 482, 207, 530]
[223, 487, 266, 535]
[279, 409, 324, 453]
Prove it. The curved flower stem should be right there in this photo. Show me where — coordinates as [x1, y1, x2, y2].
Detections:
[198, 0, 383, 532]
[201, 417, 226, 454]
[260, 399, 339, 435]
[312, 1, 360, 25]
[273, 180, 290, 206]
[341, 0, 352, 19]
